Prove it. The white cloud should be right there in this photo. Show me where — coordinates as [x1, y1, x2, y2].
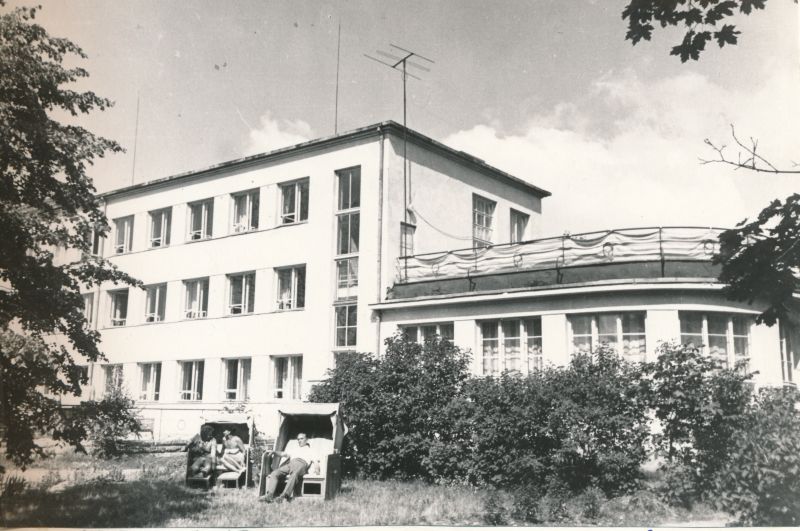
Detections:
[244, 113, 314, 156]
[443, 65, 800, 236]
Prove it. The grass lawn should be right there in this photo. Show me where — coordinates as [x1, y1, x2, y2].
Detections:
[1, 451, 729, 527]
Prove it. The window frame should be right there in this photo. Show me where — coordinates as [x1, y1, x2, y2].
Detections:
[227, 272, 256, 315]
[144, 283, 167, 323]
[179, 360, 205, 401]
[223, 357, 251, 401]
[183, 278, 209, 319]
[231, 189, 260, 233]
[679, 311, 752, 369]
[113, 215, 134, 254]
[479, 318, 543, 376]
[567, 312, 647, 361]
[335, 257, 359, 301]
[400, 222, 416, 257]
[400, 322, 454, 345]
[336, 166, 361, 212]
[279, 179, 310, 225]
[104, 364, 124, 394]
[149, 207, 172, 248]
[472, 194, 496, 248]
[272, 355, 303, 400]
[82, 292, 94, 324]
[334, 304, 358, 348]
[276, 265, 306, 311]
[109, 289, 129, 327]
[510, 209, 529, 243]
[188, 198, 214, 241]
[138, 362, 161, 402]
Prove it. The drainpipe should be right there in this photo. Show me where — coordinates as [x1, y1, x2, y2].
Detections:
[375, 127, 385, 356]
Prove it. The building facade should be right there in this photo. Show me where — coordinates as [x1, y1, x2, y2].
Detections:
[75, 122, 548, 439]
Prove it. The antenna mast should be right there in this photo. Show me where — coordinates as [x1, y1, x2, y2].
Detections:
[365, 44, 434, 224]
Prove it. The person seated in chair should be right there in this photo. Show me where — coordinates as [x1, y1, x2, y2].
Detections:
[185, 425, 216, 478]
[219, 428, 246, 472]
[261, 432, 318, 502]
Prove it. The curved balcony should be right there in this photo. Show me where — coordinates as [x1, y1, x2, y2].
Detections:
[390, 227, 726, 300]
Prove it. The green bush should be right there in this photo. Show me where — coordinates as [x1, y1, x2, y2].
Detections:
[713, 387, 800, 526]
[646, 343, 753, 503]
[308, 334, 471, 480]
[71, 385, 143, 458]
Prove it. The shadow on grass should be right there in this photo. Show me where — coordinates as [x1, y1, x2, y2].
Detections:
[4, 479, 211, 527]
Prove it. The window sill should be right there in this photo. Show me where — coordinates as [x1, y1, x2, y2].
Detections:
[276, 220, 309, 229]
[275, 307, 305, 313]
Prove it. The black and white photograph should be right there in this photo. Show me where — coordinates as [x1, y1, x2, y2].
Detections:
[1, 0, 799, 527]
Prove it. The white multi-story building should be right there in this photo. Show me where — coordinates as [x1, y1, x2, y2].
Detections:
[78, 121, 548, 439]
[75, 121, 798, 441]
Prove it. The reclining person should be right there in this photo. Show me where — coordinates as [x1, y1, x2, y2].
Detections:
[219, 428, 246, 472]
[185, 425, 216, 478]
[261, 432, 318, 502]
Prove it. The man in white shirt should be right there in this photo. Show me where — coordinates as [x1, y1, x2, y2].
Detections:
[261, 432, 317, 502]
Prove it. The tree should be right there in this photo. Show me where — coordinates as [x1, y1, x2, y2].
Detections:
[622, 0, 772, 62]
[0, 3, 139, 468]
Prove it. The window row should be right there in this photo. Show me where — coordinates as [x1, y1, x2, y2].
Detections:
[95, 266, 306, 327]
[109, 179, 313, 254]
[472, 194, 531, 249]
[102, 355, 303, 403]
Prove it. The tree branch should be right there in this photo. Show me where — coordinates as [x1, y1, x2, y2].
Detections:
[699, 124, 800, 175]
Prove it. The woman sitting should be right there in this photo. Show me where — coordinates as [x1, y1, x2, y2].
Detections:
[219, 428, 246, 472]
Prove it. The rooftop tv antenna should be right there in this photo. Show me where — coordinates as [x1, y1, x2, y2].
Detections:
[365, 44, 434, 224]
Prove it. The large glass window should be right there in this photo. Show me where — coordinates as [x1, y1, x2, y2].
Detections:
[188, 198, 214, 240]
[228, 272, 255, 315]
[568, 313, 646, 361]
[272, 355, 302, 400]
[224, 358, 251, 401]
[335, 258, 358, 300]
[179, 360, 204, 401]
[472, 195, 496, 248]
[184, 278, 209, 319]
[138, 362, 161, 401]
[113, 216, 134, 254]
[82, 293, 94, 324]
[336, 212, 360, 255]
[232, 190, 259, 233]
[401, 323, 454, 345]
[679, 312, 751, 368]
[480, 318, 543, 376]
[280, 180, 309, 224]
[780, 322, 796, 384]
[510, 209, 529, 243]
[276, 266, 305, 310]
[336, 167, 361, 211]
[149, 208, 171, 248]
[104, 364, 123, 394]
[109, 289, 129, 327]
[144, 284, 167, 323]
[335, 305, 358, 348]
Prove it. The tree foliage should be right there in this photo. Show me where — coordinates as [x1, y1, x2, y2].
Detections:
[0, 3, 139, 467]
[622, 0, 773, 62]
[715, 194, 800, 326]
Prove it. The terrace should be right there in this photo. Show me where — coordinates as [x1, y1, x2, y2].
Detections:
[390, 227, 726, 300]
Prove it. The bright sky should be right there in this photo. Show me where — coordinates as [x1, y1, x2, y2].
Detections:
[14, 0, 800, 235]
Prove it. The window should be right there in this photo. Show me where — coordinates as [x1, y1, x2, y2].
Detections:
[336, 166, 361, 211]
[104, 364, 123, 394]
[510, 209, 529, 243]
[480, 318, 542, 376]
[400, 222, 416, 256]
[335, 305, 358, 348]
[335, 258, 358, 300]
[272, 355, 302, 400]
[179, 360, 204, 401]
[472, 195, 496, 248]
[336, 212, 360, 255]
[680, 312, 751, 368]
[184, 278, 209, 319]
[780, 322, 796, 384]
[401, 323, 454, 345]
[82, 293, 94, 323]
[144, 284, 167, 322]
[109, 289, 129, 327]
[224, 358, 251, 401]
[149, 208, 171, 248]
[138, 362, 161, 401]
[276, 266, 305, 310]
[228, 272, 255, 315]
[280, 180, 309, 224]
[113, 216, 134, 254]
[232, 190, 259, 233]
[188, 198, 214, 240]
[91, 229, 102, 256]
[568, 313, 646, 361]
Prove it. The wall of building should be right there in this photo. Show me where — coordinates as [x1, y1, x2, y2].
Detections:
[376, 286, 791, 388]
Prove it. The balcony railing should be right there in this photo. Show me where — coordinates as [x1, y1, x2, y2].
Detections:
[396, 226, 726, 283]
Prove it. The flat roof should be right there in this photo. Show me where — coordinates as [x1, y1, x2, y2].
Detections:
[99, 121, 551, 200]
